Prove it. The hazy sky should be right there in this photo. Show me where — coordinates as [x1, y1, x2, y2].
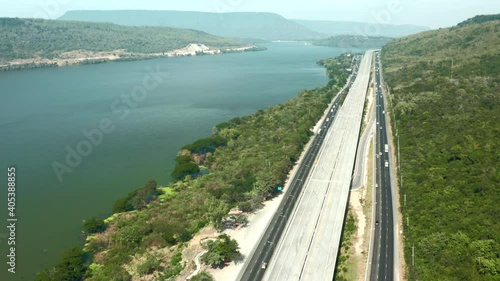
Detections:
[0, 0, 498, 28]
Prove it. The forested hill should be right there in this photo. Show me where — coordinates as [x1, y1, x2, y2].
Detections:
[381, 15, 499, 280]
[59, 10, 325, 40]
[292, 19, 429, 38]
[0, 18, 250, 66]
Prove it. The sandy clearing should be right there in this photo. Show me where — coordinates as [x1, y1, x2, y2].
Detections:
[350, 190, 367, 256]
[207, 194, 285, 281]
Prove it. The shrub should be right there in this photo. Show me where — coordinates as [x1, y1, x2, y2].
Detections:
[137, 255, 162, 276]
[171, 163, 200, 180]
[175, 154, 192, 164]
[83, 217, 106, 234]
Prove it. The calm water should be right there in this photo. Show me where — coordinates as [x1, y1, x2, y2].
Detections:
[0, 43, 342, 280]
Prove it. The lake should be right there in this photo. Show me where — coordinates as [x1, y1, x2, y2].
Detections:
[0, 42, 344, 280]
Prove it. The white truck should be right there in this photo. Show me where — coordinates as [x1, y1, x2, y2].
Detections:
[385, 144, 389, 153]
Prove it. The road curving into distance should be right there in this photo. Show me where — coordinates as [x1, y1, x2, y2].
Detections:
[238, 53, 366, 281]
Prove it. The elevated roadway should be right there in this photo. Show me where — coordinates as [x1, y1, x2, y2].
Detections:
[238, 54, 361, 281]
[261, 51, 373, 281]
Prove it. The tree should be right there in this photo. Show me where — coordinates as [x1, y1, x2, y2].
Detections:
[82, 217, 106, 234]
[178, 230, 192, 243]
[175, 154, 192, 164]
[235, 214, 249, 227]
[190, 270, 215, 281]
[216, 234, 240, 261]
[201, 234, 240, 267]
[87, 264, 132, 281]
[162, 231, 177, 245]
[34, 247, 87, 281]
[201, 251, 224, 268]
[171, 163, 200, 180]
[112, 194, 135, 214]
[132, 179, 158, 210]
[112, 180, 158, 213]
[205, 199, 230, 231]
[136, 255, 162, 276]
[238, 201, 253, 212]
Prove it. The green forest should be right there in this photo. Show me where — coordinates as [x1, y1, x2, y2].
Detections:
[381, 15, 499, 280]
[35, 53, 355, 280]
[0, 18, 247, 63]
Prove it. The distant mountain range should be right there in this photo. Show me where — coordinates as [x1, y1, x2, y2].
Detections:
[59, 10, 324, 41]
[293, 19, 429, 38]
[59, 10, 430, 41]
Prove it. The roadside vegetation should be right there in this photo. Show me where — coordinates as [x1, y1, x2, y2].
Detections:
[382, 15, 499, 281]
[34, 53, 357, 280]
[190, 270, 215, 281]
[200, 234, 240, 268]
[334, 211, 357, 281]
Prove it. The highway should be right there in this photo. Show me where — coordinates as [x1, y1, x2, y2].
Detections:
[369, 51, 395, 281]
[248, 51, 373, 281]
[237, 54, 361, 281]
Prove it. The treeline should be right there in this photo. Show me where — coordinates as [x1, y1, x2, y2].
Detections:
[381, 15, 499, 280]
[35, 53, 355, 280]
[457, 14, 500, 27]
[34, 180, 160, 280]
[318, 54, 354, 89]
[0, 17, 247, 63]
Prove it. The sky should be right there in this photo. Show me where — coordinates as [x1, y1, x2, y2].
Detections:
[0, 0, 499, 28]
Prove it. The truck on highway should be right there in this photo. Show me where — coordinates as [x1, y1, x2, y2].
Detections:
[385, 161, 389, 168]
[385, 144, 389, 153]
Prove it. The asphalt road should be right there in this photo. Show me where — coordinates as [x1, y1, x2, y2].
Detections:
[237, 55, 362, 281]
[370, 51, 395, 281]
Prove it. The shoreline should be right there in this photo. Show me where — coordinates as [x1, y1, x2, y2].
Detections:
[0, 44, 266, 72]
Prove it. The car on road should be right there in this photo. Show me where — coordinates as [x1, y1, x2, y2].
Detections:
[261, 262, 268, 269]
[385, 161, 389, 168]
[376, 220, 379, 225]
